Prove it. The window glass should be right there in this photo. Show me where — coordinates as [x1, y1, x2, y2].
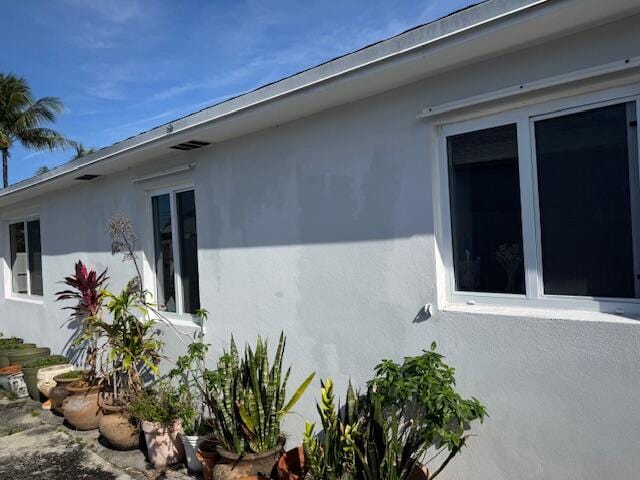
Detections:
[177, 190, 200, 313]
[535, 103, 639, 298]
[27, 220, 43, 296]
[152, 194, 176, 312]
[9, 222, 28, 295]
[447, 124, 525, 294]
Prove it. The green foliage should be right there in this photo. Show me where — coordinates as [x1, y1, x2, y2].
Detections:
[55, 370, 84, 381]
[204, 332, 315, 454]
[100, 283, 164, 402]
[303, 378, 361, 480]
[369, 342, 486, 453]
[169, 308, 209, 435]
[303, 343, 486, 480]
[0, 338, 23, 347]
[0, 73, 70, 188]
[131, 381, 187, 426]
[23, 355, 69, 369]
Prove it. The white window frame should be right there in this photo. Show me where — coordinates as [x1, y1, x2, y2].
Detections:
[435, 83, 640, 315]
[143, 183, 200, 321]
[5, 215, 42, 299]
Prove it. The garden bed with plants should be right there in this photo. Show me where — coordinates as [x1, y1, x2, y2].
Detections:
[0, 215, 487, 480]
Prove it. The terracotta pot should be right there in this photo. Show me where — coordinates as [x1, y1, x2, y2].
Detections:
[276, 446, 305, 480]
[213, 438, 284, 480]
[37, 364, 75, 399]
[63, 383, 103, 430]
[0, 343, 36, 368]
[408, 465, 430, 480]
[7, 347, 50, 367]
[49, 374, 79, 414]
[99, 404, 140, 450]
[197, 439, 218, 480]
[141, 419, 184, 467]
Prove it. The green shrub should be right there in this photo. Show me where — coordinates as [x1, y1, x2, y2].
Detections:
[23, 355, 69, 369]
[0, 338, 23, 347]
[55, 370, 84, 381]
[0, 343, 31, 352]
[131, 382, 186, 426]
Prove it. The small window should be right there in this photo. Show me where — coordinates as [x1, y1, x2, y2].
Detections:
[442, 95, 640, 312]
[151, 189, 200, 314]
[447, 124, 525, 294]
[534, 103, 639, 298]
[9, 219, 43, 297]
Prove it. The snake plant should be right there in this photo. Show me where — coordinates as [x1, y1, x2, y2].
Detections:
[205, 332, 315, 454]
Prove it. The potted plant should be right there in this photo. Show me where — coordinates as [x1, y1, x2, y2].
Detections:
[169, 308, 210, 473]
[131, 381, 186, 467]
[200, 333, 315, 480]
[97, 281, 163, 450]
[294, 343, 487, 480]
[21, 354, 70, 401]
[50, 370, 84, 414]
[56, 260, 109, 430]
[0, 343, 36, 367]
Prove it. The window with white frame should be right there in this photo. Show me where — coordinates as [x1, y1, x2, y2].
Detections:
[8, 218, 43, 297]
[151, 188, 200, 314]
[442, 96, 640, 310]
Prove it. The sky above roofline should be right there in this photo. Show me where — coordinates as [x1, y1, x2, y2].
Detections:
[1, 0, 477, 185]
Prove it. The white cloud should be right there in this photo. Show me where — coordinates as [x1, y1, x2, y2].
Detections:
[63, 0, 143, 24]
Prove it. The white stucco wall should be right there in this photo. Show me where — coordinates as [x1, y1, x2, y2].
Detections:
[1, 14, 640, 480]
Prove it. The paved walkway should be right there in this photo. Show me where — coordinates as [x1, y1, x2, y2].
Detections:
[0, 394, 194, 480]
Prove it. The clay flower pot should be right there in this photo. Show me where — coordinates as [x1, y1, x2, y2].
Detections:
[49, 374, 80, 414]
[63, 382, 103, 430]
[0, 343, 36, 368]
[213, 438, 284, 480]
[37, 364, 75, 399]
[141, 419, 184, 467]
[99, 404, 140, 451]
[7, 347, 50, 367]
[276, 446, 305, 480]
[196, 439, 218, 480]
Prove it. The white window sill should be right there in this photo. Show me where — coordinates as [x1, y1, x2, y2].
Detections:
[442, 302, 640, 324]
[5, 295, 44, 306]
[151, 311, 201, 329]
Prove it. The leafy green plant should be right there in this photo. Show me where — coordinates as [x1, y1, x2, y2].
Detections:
[0, 337, 23, 347]
[303, 378, 361, 480]
[169, 308, 209, 435]
[23, 355, 69, 369]
[204, 333, 315, 454]
[131, 381, 187, 426]
[56, 261, 109, 385]
[99, 281, 163, 403]
[55, 370, 84, 381]
[302, 343, 486, 480]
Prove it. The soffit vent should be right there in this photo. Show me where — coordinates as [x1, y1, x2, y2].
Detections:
[75, 174, 101, 181]
[169, 140, 210, 151]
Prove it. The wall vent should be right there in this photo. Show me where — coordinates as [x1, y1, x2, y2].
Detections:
[75, 174, 101, 181]
[169, 140, 210, 151]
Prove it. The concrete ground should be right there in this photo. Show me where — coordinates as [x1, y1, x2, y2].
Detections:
[0, 392, 195, 480]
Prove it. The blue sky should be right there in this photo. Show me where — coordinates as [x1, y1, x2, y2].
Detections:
[2, 0, 476, 184]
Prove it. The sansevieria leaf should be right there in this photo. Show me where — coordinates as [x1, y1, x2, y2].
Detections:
[280, 371, 315, 416]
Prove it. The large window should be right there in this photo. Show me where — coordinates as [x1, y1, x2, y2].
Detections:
[443, 97, 640, 311]
[151, 189, 200, 314]
[9, 219, 43, 297]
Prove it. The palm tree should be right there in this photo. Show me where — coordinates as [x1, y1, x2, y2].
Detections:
[70, 142, 95, 160]
[0, 73, 69, 188]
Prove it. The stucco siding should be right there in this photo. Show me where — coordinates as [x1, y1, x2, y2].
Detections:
[1, 14, 640, 479]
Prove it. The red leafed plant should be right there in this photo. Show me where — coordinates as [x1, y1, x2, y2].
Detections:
[56, 261, 109, 385]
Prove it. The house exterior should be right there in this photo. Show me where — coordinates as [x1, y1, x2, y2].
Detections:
[1, 0, 640, 477]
